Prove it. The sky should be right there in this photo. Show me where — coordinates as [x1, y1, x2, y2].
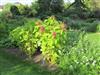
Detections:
[0, 0, 74, 5]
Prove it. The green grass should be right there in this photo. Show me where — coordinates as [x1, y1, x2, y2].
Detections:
[0, 49, 54, 75]
[85, 33, 100, 42]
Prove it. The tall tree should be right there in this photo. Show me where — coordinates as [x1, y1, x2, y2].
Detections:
[37, 0, 52, 13]
[67, 0, 87, 10]
[50, 0, 64, 13]
[37, 0, 64, 14]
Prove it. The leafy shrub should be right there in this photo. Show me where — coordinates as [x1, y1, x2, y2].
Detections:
[2, 3, 13, 13]
[64, 18, 98, 32]
[10, 16, 66, 63]
[81, 22, 98, 32]
[0, 14, 27, 31]
[17, 5, 35, 17]
[10, 23, 37, 58]
[39, 16, 66, 63]
[0, 24, 6, 33]
[97, 23, 100, 32]
[58, 33, 100, 75]
[0, 24, 7, 42]
[0, 11, 27, 48]
[0, 23, 13, 48]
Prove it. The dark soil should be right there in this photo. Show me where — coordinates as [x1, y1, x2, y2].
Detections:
[4, 48, 27, 59]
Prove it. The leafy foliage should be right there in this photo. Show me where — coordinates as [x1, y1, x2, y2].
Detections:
[17, 4, 37, 17]
[63, 18, 98, 32]
[0, 11, 27, 48]
[58, 33, 100, 75]
[10, 5, 20, 16]
[97, 23, 100, 32]
[39, 16, 66, 63]
[36, 0, 64, 19]
[10, 16, 67, 63]
[10, 20, 37, 58]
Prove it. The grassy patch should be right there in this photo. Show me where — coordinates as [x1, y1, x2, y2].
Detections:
[0, 49, 53, 75]
[85, 33, 100, 42]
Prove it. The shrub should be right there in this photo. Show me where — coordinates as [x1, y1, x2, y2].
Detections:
[10, 19, 39, 57]
[2, 3, 13, 13]
[39, 16, 66, 63]
[10, 16, 67, 63]
[0, 11, 27, 48]
[0, 24, 7, 43]
[97, 23, 100, 32]
[64, 18, 98, 32]
[17, 5, 35, 17]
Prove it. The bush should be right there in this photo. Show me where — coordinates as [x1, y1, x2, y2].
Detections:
[10, 16, 67, 62]
[2, 3, 13, 13]
[97, 23, 100, 32]
[10, 23, 37, 58]
[0, 11, 27, 48]
[64, 18, 98, 32]
[39, 16, 66, 63]
[0, 24, 7, 41]
[17, 5, 36, 17]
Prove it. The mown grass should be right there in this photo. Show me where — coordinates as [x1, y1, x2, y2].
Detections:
[86, 33, 100, 42]
[0, 49, 54, 75]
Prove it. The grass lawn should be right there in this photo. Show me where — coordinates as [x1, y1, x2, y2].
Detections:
[85, 33, 100, 42]
[0, 49, 53, 75]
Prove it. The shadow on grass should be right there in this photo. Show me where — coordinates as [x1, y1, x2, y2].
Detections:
[0, 49, 53, 75]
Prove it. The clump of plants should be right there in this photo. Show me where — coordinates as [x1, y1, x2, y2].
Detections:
[10, 16, 67, 63]
[58, 33, 100, 75]
[10, 16, 100, 75]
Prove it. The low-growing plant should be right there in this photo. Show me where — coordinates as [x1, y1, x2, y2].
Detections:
[58, 33, 100, 75]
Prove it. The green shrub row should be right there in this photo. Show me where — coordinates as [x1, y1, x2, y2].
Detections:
[63, 17, 99, 32]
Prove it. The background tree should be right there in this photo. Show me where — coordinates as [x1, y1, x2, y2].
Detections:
[37, 0, 64, 14]
[10, 5, 20, 17]
[37, 0, 52, 13]
[67, 0, 88, 10]
[50, 0, 64, 13]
